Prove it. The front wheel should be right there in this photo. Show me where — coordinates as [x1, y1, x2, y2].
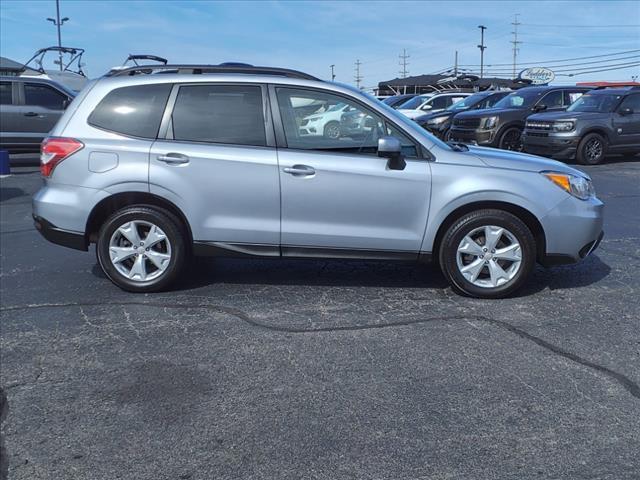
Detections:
[576, 133, 606, 165]
[96, 206, 187, 292]
[438, 209, 536, 298]
[498, 127, 523, 152]
[323, 121, 341, 139]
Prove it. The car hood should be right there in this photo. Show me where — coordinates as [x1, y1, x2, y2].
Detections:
[415, 111, 453, 123]
[454, 107, 522, 120]
[468, 145, 589, 177]
[397, 109, 430, 119]
[527, 111, 605, 122]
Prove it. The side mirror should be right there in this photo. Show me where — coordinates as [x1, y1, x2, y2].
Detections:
[421, 104, 433, 111]
[619, 107, 633, 116]
[533, 104, 547, 113]
[378, 136, 406, 171]
[63, 98, 71, 109]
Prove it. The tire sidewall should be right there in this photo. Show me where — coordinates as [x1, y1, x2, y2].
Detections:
[499, 126, 523, 151]
[440, 211, 536, 298]
[97, 206, 186, 292]
[577, 133, 606, 165]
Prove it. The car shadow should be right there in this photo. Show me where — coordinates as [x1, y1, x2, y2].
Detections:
[165, 253, 611, 297]
[0, 187, 27, 203]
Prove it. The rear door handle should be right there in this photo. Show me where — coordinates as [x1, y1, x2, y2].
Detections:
[24, 112, 40, 117]
[157, 153, 190, 165]
[283, 165, 315, 176]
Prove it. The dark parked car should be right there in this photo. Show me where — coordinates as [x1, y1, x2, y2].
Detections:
[414, 90, 510, 140]
[0, 76, 75, 152]
[382, 94, 417, 109]
[449, 86, 591, 151]
[523, 87, 640, 164]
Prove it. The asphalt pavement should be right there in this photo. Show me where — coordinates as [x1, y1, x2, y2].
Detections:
[1, 155, 639, 480]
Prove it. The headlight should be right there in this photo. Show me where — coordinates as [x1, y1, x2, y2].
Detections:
[427, 116, 448, 125]
[482, 116, 498, 129]
[552, 121, 575, 132]
[542, 171, 595, 200]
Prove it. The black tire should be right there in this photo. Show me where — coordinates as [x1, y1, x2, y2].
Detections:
[576, 133, 607, 165]
[323, 121, 341, 139]
[96, 206, 187, 293]
[443, 128, 452, 142]
[498, 126, 523, 152]
[438, 209, 536, 299]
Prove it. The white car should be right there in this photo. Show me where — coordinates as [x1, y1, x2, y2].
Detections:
[299, 102, 355, 139]
[398, 92, 472, 119]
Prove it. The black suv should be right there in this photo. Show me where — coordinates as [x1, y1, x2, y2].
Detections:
[523, 87, 640, 164]
[414, 90, 510, 140]
[449, 85, 591, 151]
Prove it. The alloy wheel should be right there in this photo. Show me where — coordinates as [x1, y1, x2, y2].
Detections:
[456, 225, 522, 288]
[501, 129, 523, 151]
[108, 220, 172, 282]
[584, 137, 603, 163]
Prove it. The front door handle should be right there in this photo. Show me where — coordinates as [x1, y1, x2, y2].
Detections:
[157, 153, 190, 165]
[283, 165, 315, 176]
[24, 112, 40, 117]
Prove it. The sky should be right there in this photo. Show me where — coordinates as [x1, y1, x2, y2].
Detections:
[1, 0, 639, 89]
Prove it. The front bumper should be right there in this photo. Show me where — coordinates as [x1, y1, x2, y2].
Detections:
[449, 127, 497, 146]
[522, 133, 581, 160]
[540, 195, 604, 266]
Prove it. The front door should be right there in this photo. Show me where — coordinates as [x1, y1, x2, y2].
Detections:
[612, 93, 640, 148]
[272, 86, 431, 255]
[150, 83, 280, 246]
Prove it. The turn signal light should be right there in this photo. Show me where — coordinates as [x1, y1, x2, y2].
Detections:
[40, 137, 84, 177]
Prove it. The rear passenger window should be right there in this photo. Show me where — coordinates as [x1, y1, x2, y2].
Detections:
[171, 85, 266, 146]
[24, 83, 66, 109]
[0, 82, 11, 105]
[88, 84, 172, 139]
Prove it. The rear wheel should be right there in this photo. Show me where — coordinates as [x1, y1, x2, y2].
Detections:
[96, 206, 186, 292]
[498, 127, 523, 152]
[439, 209, 536, 298]
[576, 133, 606, 165]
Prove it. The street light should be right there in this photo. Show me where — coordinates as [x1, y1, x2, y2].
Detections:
[46, 0, 69, 71]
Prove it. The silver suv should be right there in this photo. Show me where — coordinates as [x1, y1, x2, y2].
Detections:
[32, 64, 604, 298]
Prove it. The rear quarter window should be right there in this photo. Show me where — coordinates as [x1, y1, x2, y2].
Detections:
[0, 82, 12, 105]
[88, 84, 172, 138]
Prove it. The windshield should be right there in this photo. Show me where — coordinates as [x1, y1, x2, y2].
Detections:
[567, 93, 621, 113]
[447, 93, 487, 111]
[398, 95, 430, 110]
[493, 89, 543, 109]
[326, 102, 347, 112]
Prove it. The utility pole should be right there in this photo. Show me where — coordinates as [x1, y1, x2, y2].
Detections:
[329, 64, 335, 81]
[477, 25, 487, 78]
[399, 49, 410, 78]
[354, 59, 363, 89]
[510, 14, 522, 78]
[454, 50, 459, 76]
[46, 0, 69, 71]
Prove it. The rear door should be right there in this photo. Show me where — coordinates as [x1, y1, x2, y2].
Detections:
[0, 80, 23, 146]
[150, 83, 280, 246]
[19, 82, 71, 145]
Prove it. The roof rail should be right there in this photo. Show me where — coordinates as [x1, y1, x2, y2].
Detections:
[105, 64, 321, 81]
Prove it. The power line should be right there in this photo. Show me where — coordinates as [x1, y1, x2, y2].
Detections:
[557, 63, 640, 76]
[399, 49, 410, 78]
[521, 23, 640, 28]
[474, 54, 640, 74]
[458, 49, 640, 67]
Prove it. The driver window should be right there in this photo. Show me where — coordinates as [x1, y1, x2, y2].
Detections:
[538, 90, 563, 109]
[276, 87, 386, 155]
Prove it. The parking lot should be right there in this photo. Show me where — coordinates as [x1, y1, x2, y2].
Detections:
[1, 155, 639, 479]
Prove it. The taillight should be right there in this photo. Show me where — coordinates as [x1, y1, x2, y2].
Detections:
[40, 137, 84, 177]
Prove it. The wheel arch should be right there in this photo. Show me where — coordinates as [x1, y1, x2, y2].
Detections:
[431, 200, 547, 264]
[580, 127, 611, 145]
[85, 192, 193, 245]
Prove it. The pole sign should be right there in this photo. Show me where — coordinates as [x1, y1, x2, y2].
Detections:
[518, 67, 555, 85]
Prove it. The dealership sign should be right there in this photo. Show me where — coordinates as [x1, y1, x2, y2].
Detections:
[518, 67, 555, 85]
